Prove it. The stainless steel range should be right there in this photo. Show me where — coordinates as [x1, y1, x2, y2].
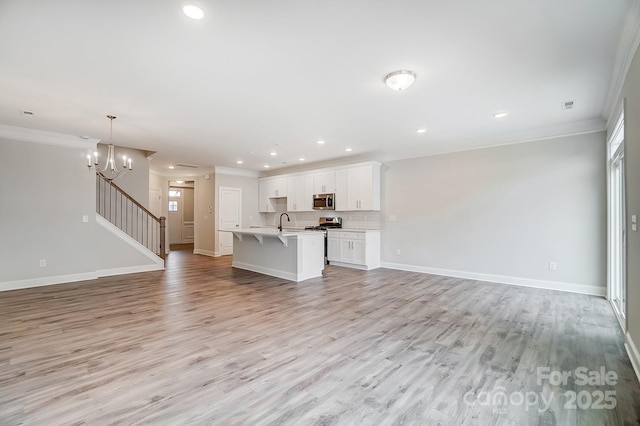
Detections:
[305, 217, 342, 264]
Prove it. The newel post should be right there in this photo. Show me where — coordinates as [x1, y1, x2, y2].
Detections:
[159, 216, 166, 260]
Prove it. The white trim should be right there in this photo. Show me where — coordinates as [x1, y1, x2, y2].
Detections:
[0, 124, 100, 149]
[214, 166, 261, 178]
[97, 264, 164, 277]
[380, 119, 606, 165]
[96, 214, 164, 268]
[604, 0, 640, 123]
[329, 261, 377, 271]
[611, 299, 627, 333]
[625, 331, 640, 383]
[193, 249, 219, 257]
[0, 272, 98, 292]
[380, 262, 605, 297]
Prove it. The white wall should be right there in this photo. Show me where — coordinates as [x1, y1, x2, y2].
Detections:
[0, 137, 96, 284]
[194, 173, 215, 256]
[620, 42, 640, 367]
[0, 126, 162, 291]
[382, 132, 607, 294]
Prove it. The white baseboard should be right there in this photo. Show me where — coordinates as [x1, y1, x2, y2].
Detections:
[0, 272, 98, 292]
[625, 331, 640, 383]
[193, 249, 219, 257]
[329, 261, 375, 271]
[380, 262, 605, 297]
[97, 264, 164, 278]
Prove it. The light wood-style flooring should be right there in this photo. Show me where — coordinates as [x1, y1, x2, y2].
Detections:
[1, 248, 639, 425]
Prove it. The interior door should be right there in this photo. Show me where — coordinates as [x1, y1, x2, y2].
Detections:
[219, 187, 241, 255]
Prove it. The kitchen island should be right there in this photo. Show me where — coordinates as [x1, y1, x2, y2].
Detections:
[231, 228, 325, 282]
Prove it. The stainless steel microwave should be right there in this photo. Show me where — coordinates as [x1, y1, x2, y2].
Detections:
[313, 193, 335, 210]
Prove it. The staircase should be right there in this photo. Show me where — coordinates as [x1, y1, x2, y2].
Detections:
[95, 173, 166, 260]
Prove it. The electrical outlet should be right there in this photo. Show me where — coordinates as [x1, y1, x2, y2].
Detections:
[82, 215, 89, 223]
[549, 261, 557, 271]
[39, 259, 46, 267]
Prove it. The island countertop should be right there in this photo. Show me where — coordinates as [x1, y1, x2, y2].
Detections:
[233, 227, 324, 237]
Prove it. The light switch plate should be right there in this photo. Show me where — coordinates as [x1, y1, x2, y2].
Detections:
[632, 214, 637, 224]
[82, 215, 89, 223]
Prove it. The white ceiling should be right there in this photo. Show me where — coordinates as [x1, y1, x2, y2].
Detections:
[0, 0, 634, 173]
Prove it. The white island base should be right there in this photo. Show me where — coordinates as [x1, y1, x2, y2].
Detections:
[232, 229, 325, 282]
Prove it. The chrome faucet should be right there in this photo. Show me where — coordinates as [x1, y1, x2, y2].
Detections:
[278, 213, 290, 231]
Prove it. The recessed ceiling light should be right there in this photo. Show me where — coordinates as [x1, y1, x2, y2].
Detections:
[317, 140, 325, 145]
[299, 157, 305, 161]
[264, 164, 270, 168]
[416, 128, 427, 134]
[236, 160, 243, 164]
[183, 5, 204, 19]
[168, 166, 175, 169]
[345, 147, 353, 152]
[493, 112, 508, 118]
[270, 152, 277, 156]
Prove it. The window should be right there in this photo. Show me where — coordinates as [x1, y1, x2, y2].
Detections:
[169, 190, 181, 197]
[169, 200, 178, 212]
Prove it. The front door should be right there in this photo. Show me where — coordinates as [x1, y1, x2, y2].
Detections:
[168, 188, 183, 244]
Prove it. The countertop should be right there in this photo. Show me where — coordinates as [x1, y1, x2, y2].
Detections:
[233, 227, 325, 237]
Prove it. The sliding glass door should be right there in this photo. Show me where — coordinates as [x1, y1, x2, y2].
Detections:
[608, 111, 625, 323]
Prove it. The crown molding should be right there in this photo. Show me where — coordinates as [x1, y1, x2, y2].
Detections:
[0, 124, 100, 150]
[603, 0, 640, 125]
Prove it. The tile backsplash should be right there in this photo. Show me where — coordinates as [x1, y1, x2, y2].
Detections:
[262, 200, 380, 230]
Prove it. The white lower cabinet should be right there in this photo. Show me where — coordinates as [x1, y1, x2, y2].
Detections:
[327, 230, 380, 270]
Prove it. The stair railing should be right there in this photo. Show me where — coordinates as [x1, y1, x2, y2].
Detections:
[96, 173, 166, 259]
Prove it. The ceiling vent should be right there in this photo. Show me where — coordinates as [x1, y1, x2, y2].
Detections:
[21, 109, 34, 117]
[562, 100, 575, 110]
[175, 163, 199, 168]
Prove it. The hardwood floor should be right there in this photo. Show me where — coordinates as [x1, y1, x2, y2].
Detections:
[1, 249, 639, 425]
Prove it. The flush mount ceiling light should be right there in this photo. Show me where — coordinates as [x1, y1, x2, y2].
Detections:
[236, 160, 243, 164]
[384, 70, 416, 91]
[270, 151, 277, 156]
[493, 112, 508, 118]
[183, 4, 204, 19]
[345, 147, 353, 152]
[264, 164, 270, 168]
[299, 157, 305, 161]
[416, 128, 427, 134]
[317, 140, 325, 145]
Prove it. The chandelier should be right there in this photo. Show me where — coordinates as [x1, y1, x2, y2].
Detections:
[87, 115, 132, 181]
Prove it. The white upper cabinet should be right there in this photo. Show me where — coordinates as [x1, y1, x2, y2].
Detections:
[269, 177, 287, 198]
[287, 174, 313, 212]
[258, 179, 274, 212]
[336, 163, 380, 211]
[258, 176, 288, 212]
[313, 171, 336, 194]
[258, 161, 380, 213]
